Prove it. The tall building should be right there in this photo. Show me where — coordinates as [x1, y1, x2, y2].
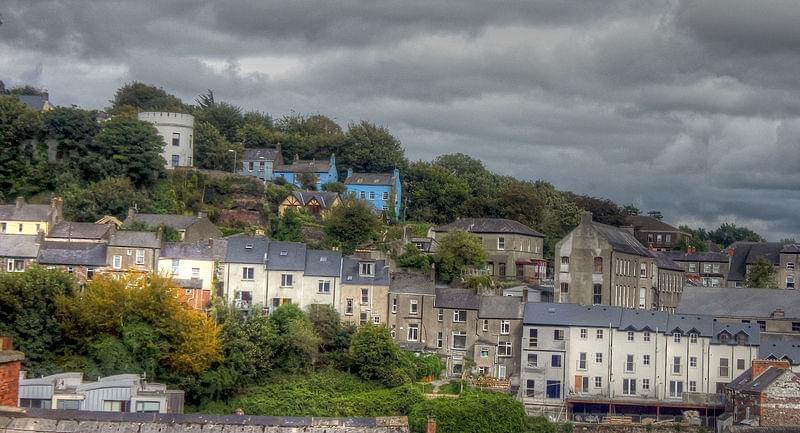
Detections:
[138, 112, 195, 169]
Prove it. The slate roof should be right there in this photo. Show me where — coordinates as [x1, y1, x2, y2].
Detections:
[0, 234, 40, 258]
[124, 213, 200, 230]
[304, 249, 342, 276]
[479, 296, 524, 319]
[344, 172, 396, 186]
[664, 251, 729, 263]
[224, 235, 268, 264]
[434, 288, 481, 310]
[289, 191, 340, 208]
[274, 159, 331, 173]
[266, 241, 307, 271]
[619, 309, 669, 332]
[781, 243, 800, 254]
[591, 222, 653, 257]
[243, 148, 282, 161]
[760, 334, 800, 365]
[523, 303, 623, 328]
[160, 242, 214, 260]
[625, 215, 686, 233]
[37, 241, 108, 266]
[173, 278, 204, 289]
[666, 313, 715, 336]
[16, 94, 49, 111]
[434, 218, 544, 238]
[651, 252, 684, 272]
[109, 231, 160, 249]
[48, 222, 112, 240]
[389, 271, 435, 295]
[341, 257, 390, 285]
[728, 367, 792, 393]
[0, 202, 53, 222]
[677, 286, 800, 319]
[728, 242, 784, 281]
[713, 322, 760, 346]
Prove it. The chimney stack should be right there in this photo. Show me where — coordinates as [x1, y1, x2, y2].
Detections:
[15, 197, 24, 209]
[726, 246, 734, 257]
[580, 212, 593, 225]
[751, 359, 790, 380]
[426, 417, 437, 433]
[0, 336, 24, 407]
[522, 287, 529, 303]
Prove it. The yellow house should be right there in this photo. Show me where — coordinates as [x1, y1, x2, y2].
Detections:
[339, 256, 391, 326]
[278, 191, 341, 217]
[0, 197, 63, 235]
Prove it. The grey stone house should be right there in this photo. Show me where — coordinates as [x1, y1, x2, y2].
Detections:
[107, 230, 161, 273]
[432, 288, 482, 377]
[651, 251, 685, 312]
[0, 234, 40, 273]
[239, 146, 283, 181]
[727, 242, 800, 289]
[36, 222, 114, 285]
[386, 271, 437, 352]
[430, 218, 546, 282]
[625, 215, 690, 251]
[554, 212, 657, 309]
[665, 250, 730, 287]
[125, 209, 222, 243]
[476, 295, 524, 388]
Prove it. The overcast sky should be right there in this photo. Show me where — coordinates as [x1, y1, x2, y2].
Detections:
[3, 1, 800, 240]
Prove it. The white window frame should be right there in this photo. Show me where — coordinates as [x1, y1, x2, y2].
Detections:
[281, 273, 293, 287]
[112, 255, 122, 269]
[497, 237, 506, 250]
[409, 299, 418, 314]
[500, 320, 511, 335]
[360, 288, 369, 304]
[135, 249, 145, 265]
[318, 280, 331, 293]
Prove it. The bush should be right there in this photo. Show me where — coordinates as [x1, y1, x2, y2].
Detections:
[409, 390, 527, 433]
[401, 352, 445, 380]
[526, 417, 558, 433]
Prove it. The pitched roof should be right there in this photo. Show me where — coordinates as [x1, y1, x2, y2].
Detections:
[274, 158, 331, 173]
[16, 94, 49, 111]
[665, 313, 715, 336]
[651, 252, 684, 272]
[0, 234, 40, 258]
[289, 191, 340, 208]
[727, 242, 784, 281]
[625, 215, 685, 233]
[173, 278, 204, 289]
[224, 235, 268, 264]
[109, 231, 160, 249]
[479, 296, 524, 319]
[713, 322, 761, 346]
[304, 249, 342, 276]
[619, 309, 669, 331]
[677, 286, 800, 319]
[344, 172, 396, 186]
[266, 241, 307, 271]
[760, 334, 800, 365]
[591, 222, 652, 257]
[0, 201, 53, 222]
[48, 222, 112, 240]
[434, 288, 480, 310]
[124, 213, 201, 230]
[243, 148, 282, 161]
[728, 367, 793, 393]
[389, 271, 435, 295]
[160, 242, 214, 260]
[523, 303, 623, 327]
[664, 250, 729, 263]
[781, 243, 800, 253]
[433, 218, 544, 238]
[37, 241, 108, 266]
[341, 257, 390, 285]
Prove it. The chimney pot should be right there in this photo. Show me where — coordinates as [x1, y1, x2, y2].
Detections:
[15, 197, 24, 208]
[581, 212, 593, 225]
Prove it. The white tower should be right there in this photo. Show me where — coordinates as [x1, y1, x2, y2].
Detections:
[138, 112, 195, 169]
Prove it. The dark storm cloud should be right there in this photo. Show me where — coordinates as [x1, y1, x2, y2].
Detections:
[2, 0, 800, 240]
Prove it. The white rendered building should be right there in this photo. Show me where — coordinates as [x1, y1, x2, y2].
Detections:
[138, 112, 194, 169]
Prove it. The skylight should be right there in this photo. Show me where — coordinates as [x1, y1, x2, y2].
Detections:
[320, 256, 327, 262]
[280, 250, 288, 256]
[245, 244, 253, 249]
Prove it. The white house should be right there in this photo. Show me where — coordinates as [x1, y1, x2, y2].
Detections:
[138, 112, 194, 169]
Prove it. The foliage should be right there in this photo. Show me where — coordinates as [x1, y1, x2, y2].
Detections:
[409, 390, 527, 433]
[91, 116, 165, 187]
[321, 181, 346, 193]
[400, 352, 445, 380]
[194, 90, 244, 142]
[0, 266, 78, 376]
[397, 243, 430, 270]
[568, 193, 626, 226]
[110, 82, 186, 114]
[272, 208, 313, 242]
[404, 161, 470, 224]
[298, 172, 319, 190]
[58, 177, 151, 222]
[337, 121, 407, 174]
[323, 197, 383, 255]
[0, 96, 43, 199]
[525, 417, 559, 433]
[349, 324, 409, 387]
[674, 228, 709, 252]
[744, 256, 778, 289]
[268, 304, 320, 372]
[195, 121, 240, 171]
[462, 275, 494, 290]
[433, 229, 488, 282]
[680, 222, 764, 249]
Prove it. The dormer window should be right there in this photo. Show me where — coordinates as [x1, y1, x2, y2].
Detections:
[359, 262, 374, 276]
[279, 250, 288, 256]
[719, 332, 730, 344]
[736, 333, 748, 345]
[320, 256, 328, 262]
[245, 243, 253, 249]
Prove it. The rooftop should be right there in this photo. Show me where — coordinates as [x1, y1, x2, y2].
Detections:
[434, 288, 481, 310]
[224, 234, 269, 264]
[344, 172, 397, 186]
[0, 198, 55, 222]
[37, 241, 108, 266]
[0, 234, 40, 258]
[625, 215, 686, 233]
[341, 257, 390, 285]
[160, 242, 215, 260]
[124, 213, 203, 230]
[304, 249, 343, 276]
[389, 271, 435, 295]
[289, 191, 340, 208]
[109, 231, 160, 249]
[651, 251, 684, 272]
[728, 242, 785, 281]
[479, 295, 524, 319]
[434, 218, 544, 238]
[243, 147, 282, 161]
[48, 222, 112, 240]
[664, 250, 729, 263]
[590, 221, 653, 257]
[266, 241, 307, 271]
[677, 286, 800, 319]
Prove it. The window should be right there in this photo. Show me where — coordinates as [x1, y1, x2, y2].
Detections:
[35, 223, 40, 232]
[757, 320, 766, 331]
[673, 356, 682, 374]
[112, 255, 122, 269]
[642, 379, 650, 390]
[0, 223, 5, 232]
[366, 191, 375, 200]
[688, 263, 697, 273]
[410, 299, 418, 314]
[318, 280, 331, 293]
[171, 132, 180, 146]
[578, 352, 587, 369]
[640, 263, 647, 278]
[625, 354, 634, 372]
[643, 331, 651, 342]
[498, 262, 506, 277]
[551, 354, 562, 368]
[17, 223, 22, 232]
[67, 266, 74, 274]
[595, 377, 602, 388]
[560, 256, 569, 272]
[171, 154, 180, 167]
[643, 354, 650, 366]
[436, 332, 443, 348]
[242, 267, 254, 280]
[527, 353, 538, 368]
[703, 263, 712, 273]
[361, 288, 369, 304]
[788, 276, 795, 289]
[497, 237, 506, 250]
[689, 381, 697, 393]
[648, 233, 654, 242]
[133, 249, 145, 265]
[689, 333, 698, 343]
[482, 319, 489, 331]
[498, 341, 512, 357]
[666, 234, 671, 243]
[407, 324, 419, 341]
[391, 298, 397, 313]
[359, 262, 374, 276]
[501, 320, 511, 335]
[136, 401, 160, 413]
[593, 284, 602, 305]
[546, 380, 561, 399]
[623, 379, 636, 395]
[345, 299, 353, 315]
[191, 267, 200, 278]
[19, 399, 51, 409]
[627, 331, 634, 342]
[102, 400, 126, 412]
[452, 331, 467, 349]
[526, 379, 536, 397]
[576, 375, 589, 392]
[638, 287, 646, 309]
[712, 263, 720, 273]
[596, 329, 604, 339]
[669, 381, 684, 398]
[359, 312, 368, 324]
[259, 161, 265, 171]
[382, 191, 389, 200]
[788, 262, 796, 270]
[554, 329, 564, 341]
[281, 274, 293, 287]
[737, 359, 746, 370]
[6, 259, 23, 272]
[674, 333, 682, 343]
[580, 328, 588, 339]
[719, 358, 729, 377]
[529, 329, 538, 347]
[690, 356, 697, 368]
[438, 309, 444, 322]
[453, 310, 467, 322]
[57, 399, 81, 410]
[248, 161, 254, 171]
[595, 353, 603, 363]
[87, 267, 95, 280]
[373, 316, 380, 324]
[594, 257, 603, 273]
[793, 322, 800, 332]
[656, 234, 663, 243]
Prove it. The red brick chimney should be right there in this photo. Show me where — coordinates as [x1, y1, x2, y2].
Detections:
[726, 246, 734, 257]
[426, 416, 437, 433]
[687, 245, 696, 254]
[751, 359, 791, 380]
[0, 336, 25, 406]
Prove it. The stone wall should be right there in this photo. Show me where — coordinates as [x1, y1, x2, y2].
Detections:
[571, 425, 707, 433]
[762, 373, 800, 427]
[0, 409, 409, 433]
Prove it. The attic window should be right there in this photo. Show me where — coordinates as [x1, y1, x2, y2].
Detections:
[245, 244, 253, 249]
[320, 256, 328, 262]
[280, 251, 288, 256]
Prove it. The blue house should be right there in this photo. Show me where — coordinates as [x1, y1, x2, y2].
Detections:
[239, 146, 283, 181]
[344, 168, 402, 217]
[272, 154, 337, 190]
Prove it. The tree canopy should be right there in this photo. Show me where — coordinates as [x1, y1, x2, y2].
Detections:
[744, 256, 778, 289]
[433, 229, 488, 282]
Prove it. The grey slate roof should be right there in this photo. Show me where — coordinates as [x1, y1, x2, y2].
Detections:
[0, 234, 40, 258]
[523, 303, 623, 327]
[290, 191, 340, 208]
[344, 172, 396, 186]
[728, 367, 792, 393]
[16, 94, 49, 111]
[651, 252, 684, 272]
[160, 242, 214, 260]
[479, 296, 523, 319]
[174, 278, 204, 289]
[619, 309, 669, 331]
[266, 241, 307, 271]
[37, 241, 108, 266]
[274, 159, 331, 173]
[109, 231, 160, 249]
[666, 313, 715, 336]
[434, 288, 480, 310]
[341, 257, 390, 285]
[389, 271, 435, 295]
[48, 222, 112, 240]
[664, 250, 729, 263]
[781, 243, 800, 253]
[0, 202, 52, 221]
[677, 286, 800, 319]
[713, 322, 760, 346]
[304, 249, 342, 276]
[727, 242, 784, 281]
[625, 215, 685, 233]
[760, 334, 800, 365]
[434, 218, 544, 238]
[224, 235, 268, 264]
[125, 213, 200, 230]
[591, 222, 652, 257]
[243, 148, 282, 161]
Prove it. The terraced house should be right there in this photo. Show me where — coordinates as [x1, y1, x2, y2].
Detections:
[344, 168, 402, 216]
[339, 256, 391, 326]
[272, 154, 338, 190]
[0, 197, 63, 235]
[665, 249, 730, 288]
[727, 242, 800, 289]
[238, 146, 283, 181]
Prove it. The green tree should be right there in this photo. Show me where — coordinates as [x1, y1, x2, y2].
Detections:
[306, 304, 342, 350]
[0, 266, 78, 376]
[269, 304, 320, 372]
[409, 390, 527, 433]
[397, 243, 430, 270]
[0, 96, 41, 199]
[237, 122, 274, 148]
[709, 223, 765, 247]
[194, 90, 244, 142]
[194, 121, 241, 171]
[42, 107, 101, 160]
[321, 181, 346, 193]
[622, 204, 641, 216]
[349, 324, 408, 387]
[404, 161, 470, 224]
[217, 306, 275, 390]
[298, 172, 319, 191]
[568, 193, 626, 226]
[744, 256, 778, 289]
[272, 208, 309, 242]
[110, 82, 186, 114]
[323, 197, 383, 255]
[91, 116, 165, 186]
[57, 177, 151, 222]
[433, 229, 488, 282]
[337, 121, 407, 174]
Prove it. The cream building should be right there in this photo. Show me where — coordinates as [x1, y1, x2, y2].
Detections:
[340, 257, 391, 325]
[0, 197, 63, 235]
[138, 112, 194, 169]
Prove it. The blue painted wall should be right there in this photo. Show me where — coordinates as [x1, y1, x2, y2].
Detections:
[272, 155, 337, 190]
[239, 159, 275, 180]
[344, 168, 402, 217]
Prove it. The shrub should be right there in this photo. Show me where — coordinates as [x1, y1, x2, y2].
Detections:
[409, 390, 527, 433]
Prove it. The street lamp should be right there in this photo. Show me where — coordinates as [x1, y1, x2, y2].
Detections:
[228, 149, 237, 173]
